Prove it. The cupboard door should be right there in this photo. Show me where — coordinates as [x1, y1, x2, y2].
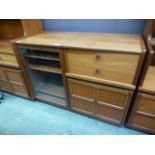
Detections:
[65, 49, 140, 85]
[95, 86, 132, 125]
[128, 93, 155, 134]
[68, 79, 95, 115]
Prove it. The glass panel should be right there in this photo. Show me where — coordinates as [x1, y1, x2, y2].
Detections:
[21, 48, 66, 106]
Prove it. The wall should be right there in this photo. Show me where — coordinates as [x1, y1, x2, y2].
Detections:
[43, 19, 146, 34]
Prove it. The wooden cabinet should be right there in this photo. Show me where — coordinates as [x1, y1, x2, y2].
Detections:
[127, 37, 155, 134]
[13, 32, 145, 127]
[0, 19, 43, 98]
[68, 79, 133, 126]
[0, 19, 43, 68]
[127, 93, 155, 134]
[0, 67, 29, 98]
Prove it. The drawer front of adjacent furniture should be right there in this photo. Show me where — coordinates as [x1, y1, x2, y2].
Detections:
[130, 93, 155, 133]
[95, 86, 131, 125]
[0, 54, 18, 65]
[11, 84, 29, 98]
[136, 94, 155, 116]
[0, 81, 12, 92]
[0, 69, 7, 81]
[6, 70, 24, 84]
[68, 79, 95, 115]
[65, 49, 140, 85]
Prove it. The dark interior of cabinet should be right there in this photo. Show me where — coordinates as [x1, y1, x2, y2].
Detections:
[21, 48, 67, 106]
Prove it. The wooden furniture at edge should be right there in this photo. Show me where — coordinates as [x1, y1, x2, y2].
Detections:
[13, 32, 146, 126]
[127, 20, 155, 134]
[0, 19, 43, 98]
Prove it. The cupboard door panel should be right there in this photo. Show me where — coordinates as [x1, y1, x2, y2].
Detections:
[68, 79, 95, 115]
[0, 69, 7, 81]
[6, 70, 23, 84]
[95, 103, 123, 124]
[11, 84, 29, 97]
[70, 98, 94, 115]
[95, 86, 132, 125]
[132, 114, 155, 133]
[98, 87, 128, 108]
[71, 82, 95, 99]
[128, 93, 155, 134]
[65, 49, 140, 84]
[0, 80, 12, 92]
[136, 95, 155, 115]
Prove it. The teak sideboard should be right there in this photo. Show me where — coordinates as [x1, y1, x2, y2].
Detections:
[127, 36, 155, 134]
[0, 19, 43, 98]
[12, 32, 146, 126]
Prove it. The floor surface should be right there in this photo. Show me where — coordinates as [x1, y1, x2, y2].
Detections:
[0, 93, 146, 135]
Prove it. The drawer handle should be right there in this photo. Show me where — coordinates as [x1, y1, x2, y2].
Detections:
[96, 54, 101, 60]
[95, 69, 101, 74]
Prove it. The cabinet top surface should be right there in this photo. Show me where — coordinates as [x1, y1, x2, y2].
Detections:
[15, 32, 146, 53]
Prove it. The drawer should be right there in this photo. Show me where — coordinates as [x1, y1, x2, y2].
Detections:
[127, 93, 155, 134]
[65, 49, 140, 84]
[0, 54, 18, 65]
[132, 114, 155, 133]
[95, 103, 123, 124]
[6, 70, 23, 84]
[11, 84, 29, 97]
[68, 79, 95, 115]
[98, 86, 129, 108]
[0, 69, 7, 81]
[0, 81, 12, 92]
[136, 94, 155, 116]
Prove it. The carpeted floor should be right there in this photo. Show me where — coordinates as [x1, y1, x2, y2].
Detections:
[0, 93, 146, 135]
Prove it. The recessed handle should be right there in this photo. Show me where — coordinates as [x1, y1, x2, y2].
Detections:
[96, 54, 101, 60]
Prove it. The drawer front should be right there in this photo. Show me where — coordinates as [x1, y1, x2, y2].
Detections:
[132, 114, 155, 133]
[68, 79, 95, 115]
[6, 70, 23, 84]
[0, 69, 7, 81]
[136, 94, 155, 116]
[65, 49, 140, 84]
[0, 54, 18, 65]
[95, 103, 123, 124]
[11, 84, 29, 97]
[0, 81, 12, 92]
[128, 93, 155, 134]
[98, 87, 128, 108]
